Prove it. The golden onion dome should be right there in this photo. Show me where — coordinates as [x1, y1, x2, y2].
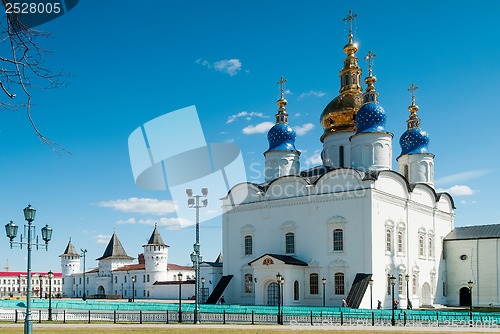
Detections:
[319, 92, 363, 141]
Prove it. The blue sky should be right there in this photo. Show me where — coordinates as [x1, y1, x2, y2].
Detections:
[1, 0, 499, 272]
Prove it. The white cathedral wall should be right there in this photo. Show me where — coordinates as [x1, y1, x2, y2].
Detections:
[445, 238, 500, 307]
[350, 132, 392, 171]
[223, 185, 372, 306]
[264, 151, 300, 181]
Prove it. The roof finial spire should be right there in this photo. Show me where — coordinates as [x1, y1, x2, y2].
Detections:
[407, 83, 421, 129]
[275, 76, 288, 124]
[343, 10, 358, 43]
[363, 50, 378, 104]
[364, 50, 376, 77]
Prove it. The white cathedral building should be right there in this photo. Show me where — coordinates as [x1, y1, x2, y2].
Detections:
[220, 20, 456, 309]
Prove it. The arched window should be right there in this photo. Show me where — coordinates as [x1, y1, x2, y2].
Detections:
[398, 274, 403, 295]
[339, 146, 345, 168]
[244, 235, 252, 255]
[309, 273, 319, 295]
[419, 235, 425, 257]
[285, 232, 295, 254]
[294, 280, 299, 301]
[386, 229, 392, 252]
[244, 274, 253, 293]
[397, 231, 404, 253]
[333, 229, 344, 251]
[404, 164, 409, 179]
[412, 274, 417, 295]
[267, 283, 278, 306]
[334, 273, 345, 295]
[428, 236, 434, 258]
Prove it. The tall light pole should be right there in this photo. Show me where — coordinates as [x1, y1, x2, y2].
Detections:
[390, 275, 396, 326]
[81, 249, 87, 300]
[47, 271, 53, 321]
[201, 277, 205, 304]
[131, 276, 136, 302]
[276, 273, 282, 325]
[187, 187, 208, 325]
[405, 274, 410, 310]
[280, 276, 285, 325]
[322, 277, 326, 307]
[178, 272, 183, 323]
[5, 204, 53, 334]
[468, 280, 473, 325]
[368, 278, 373, 309]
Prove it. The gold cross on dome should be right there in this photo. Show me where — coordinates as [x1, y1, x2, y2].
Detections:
[408, 83, 419, 105]
[364, 51, 376, 76]
[343, 10, 358, 40]
[277, 76, 287, 97]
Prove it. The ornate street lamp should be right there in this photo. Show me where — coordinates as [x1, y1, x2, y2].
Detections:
[405, 274, 410, 310]
[280, 276, 285, 324]
[368, 278, 374, 309]
[187, 188, 208, 325]
[47, 271, 53, 321]
[4, 204, 52, 334]
[468, 280, 474, 325]
[276, 273, 282, 325]
[131, 276, 136, 302]
[390, 275, 396, 326]
[322, 277, 327, 307]
[178, 272, 183, 323]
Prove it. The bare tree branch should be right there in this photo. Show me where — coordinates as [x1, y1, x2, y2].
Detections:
[1, 0, 69, 154]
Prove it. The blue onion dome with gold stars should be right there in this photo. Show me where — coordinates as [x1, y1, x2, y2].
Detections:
[399, 85, 431, 156]
[266, 93, 298, 152]
[267, 123, 297, 151]
[356, 55, 387, 133]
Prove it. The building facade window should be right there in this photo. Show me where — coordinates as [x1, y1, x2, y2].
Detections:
[428, 236, 434, 258]
[309, 273, 319, 295]
[294, 280, 299, 301]
[398, 274, 403, 295]
[333, 229, 343, 251]
[334, 273, 345, 295]
[419, 235, 425, 257]
[397, 231, 404, 253]
[387, 276, 391, 295]
[285, 233, 295, 254]
[442, 281, 446, 296]
[412, 275, 417, 295]
[386, 229, 392, 253]
[244, 235, 253, 256]
[244, 274, 253, 293]
[404, 164, 409, 179]
[339, 146, 345, 168]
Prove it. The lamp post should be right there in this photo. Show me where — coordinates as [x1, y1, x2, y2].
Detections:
[187, 187, 208, 325]
[4, 204, 53, 334]
[201, 277, 205, 304]
[81, 249, 87, 300]
[47, 270, 53, 321]
[390, 275, 396, 326]
[468, 280, 473, 325]
[276, 273, 282, 325]
[405, 274, 410, 310]
[178, 272, 183, 323]
[322, 277, 326, 307]
[280, 276, 285, 324]
[368, 278, 373, 309]
[131, 276, 136, 302]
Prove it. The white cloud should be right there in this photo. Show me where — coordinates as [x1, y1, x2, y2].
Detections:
[242, 121, 274, 134]
[227, 111, 267, 124]
[305, 150, 323, 166]
[284, 89, 293, 95]
[460, 199, 477, 205]
[293, 123, 314, 136]
[97, 198, 178, 215]
[435, 169, 490, 186]
[438, 185, 476, 197]
[298, 90, 327, 99]
[116, 217, 192, 230]
[196, 58, 242, 76]
[94, 234, 111, 244]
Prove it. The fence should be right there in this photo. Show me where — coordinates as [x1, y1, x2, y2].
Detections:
[1, 308, 500, 327]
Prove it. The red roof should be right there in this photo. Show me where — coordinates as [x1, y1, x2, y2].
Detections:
[113, 263, 145, 272]
[0, 271, 62, 277]
[167, 264, 193, 271]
